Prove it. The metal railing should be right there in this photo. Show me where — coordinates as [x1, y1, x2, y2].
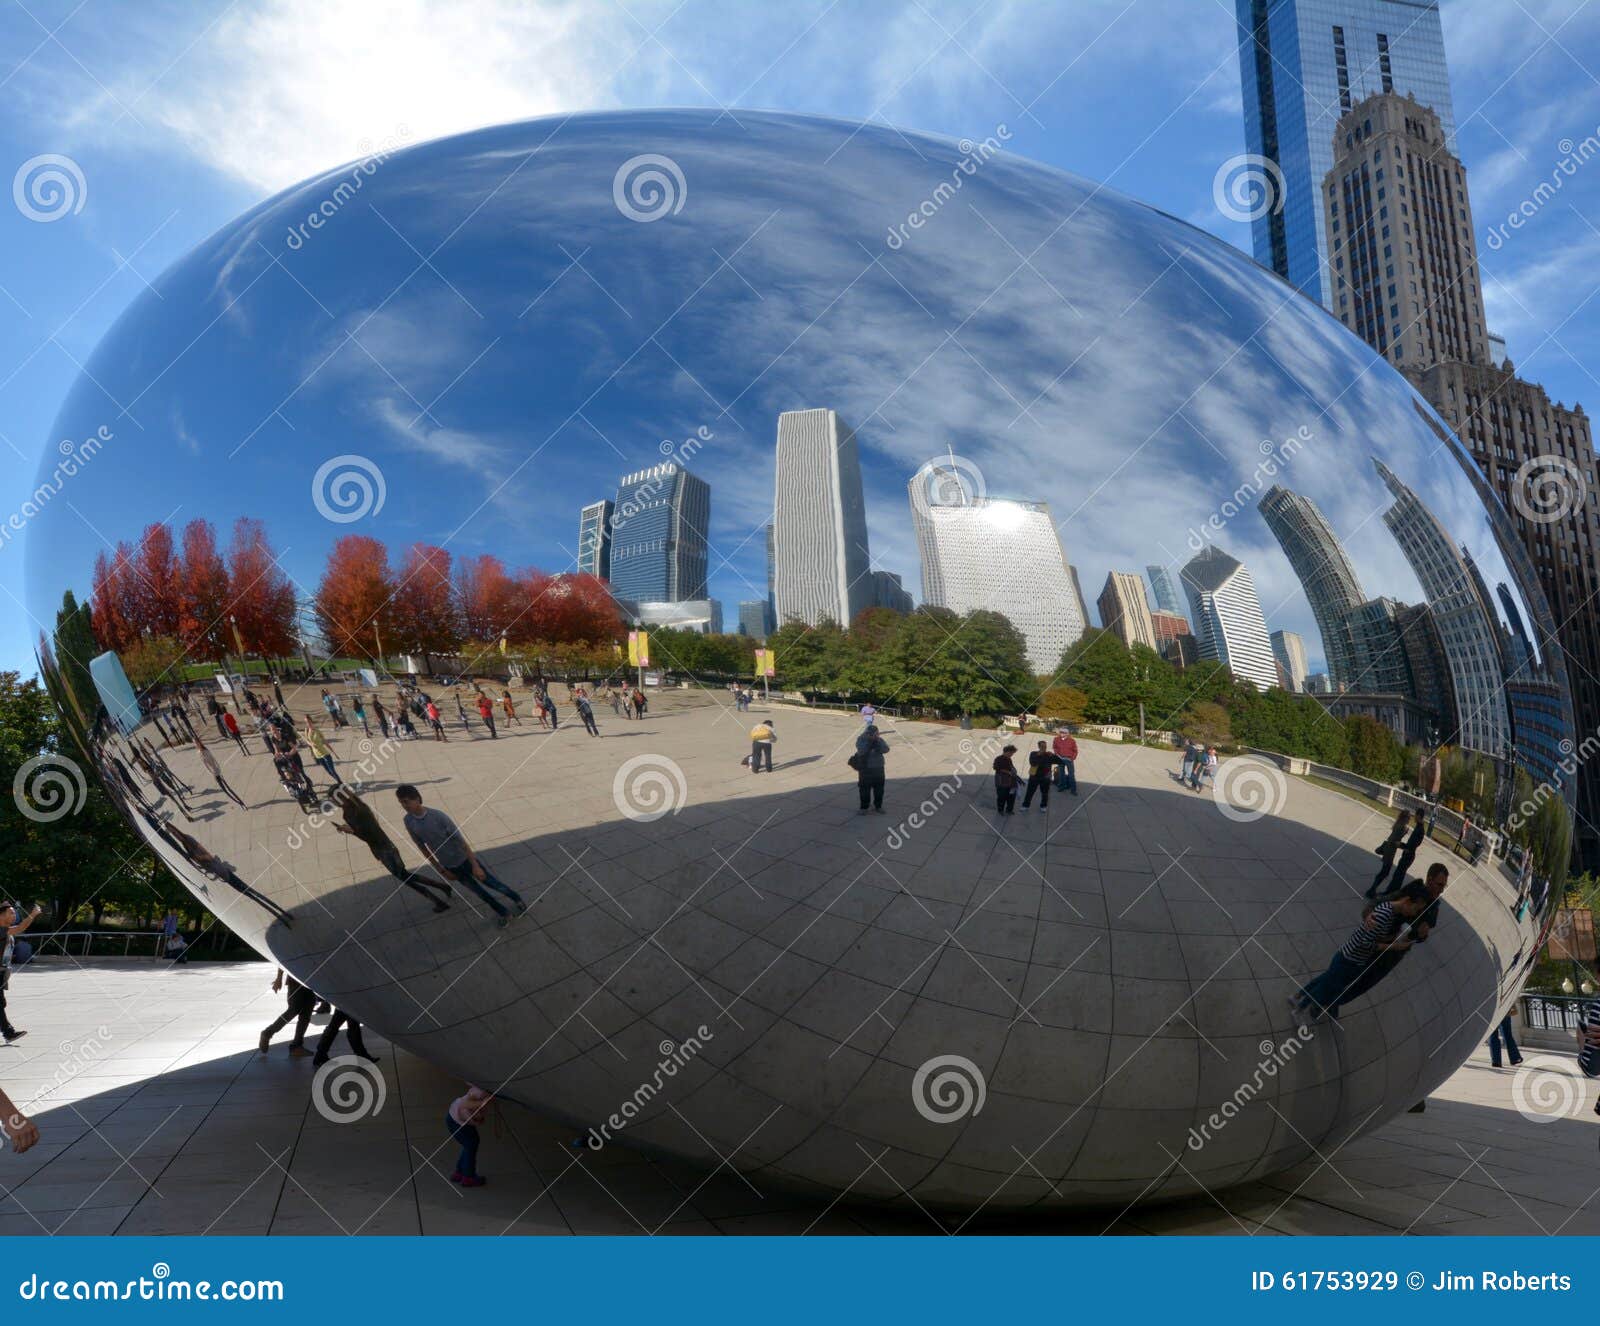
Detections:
[1519, 993, 1593, 1032]
[29, 930, 171, 960]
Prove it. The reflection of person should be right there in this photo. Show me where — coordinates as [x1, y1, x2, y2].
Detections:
[476, 691, 497, 738]
[993, 746, 1021, 816]
[0, 1085, 39, 1153]
[194, 737, 245, 807]
[221, 709, 249, 755]
[575, 693, 599, 737]
[1366, 809, 1412, 897]
[397, 785, 524, 927]
[1389, 816, 1427, 886]
[259, 968, 314, 1057]
[330, 786, 452, 912]
[166, 828, 295, 928]
[854, 724, 888, 813]
[425, 699, 447, 741]
[1, 903, 43, 1044]
[749, 720, 775, 773]
[1293, 885, 1428, 1023]
[446, 1085, 493, 1187]
[302, 718, 341, 786]
[501, 690, 521, 726]
[1487, 1014, 1523, 1069]
[1339, 865, 1450, 1008]
[1051, 730, 1078, 795]
[1577, 992, 1600, 1083]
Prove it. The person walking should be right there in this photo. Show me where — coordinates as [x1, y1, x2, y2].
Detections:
[853, 723, 889, 814]
[543, 691, 560, 729]
[270, 674, 286, 709]
[221, 708, 250, 755]
[371, 695, 391, 740]
[631, 688, 646, 720]
[1020, 740, 1058, 811]
[445, 1085, 493, 1187]
[748, 719, 775, 773]
[476, 691, 498, 738]
[0, 903, 43, 1044]
[208, 694, 228, 741]
[312, 1008, 379, 1066]
[992, 746, 1021, 816]
[1366, 810, 1413, 898]
[352, 695, 371, 737]
[453, 692, 472, 733]
[397, 785, 525, 927]
[1387, 815, 1428, 890]
[330, 786, 452, 911]
[424, 698, 447, 741]
[1051, 729, 1078, 796]
[1487, 1013, 1523, 1069]
[258, 968, 315, 1057]
[575, 692, 600, 737]
[302, 718, 341, 787]
[193, 737, 246, 808]
[607, 686, 623, 717]
[500, 690, 521, 726]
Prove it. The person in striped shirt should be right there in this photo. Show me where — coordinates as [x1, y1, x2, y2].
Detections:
[1293, 883, 1429, 1023]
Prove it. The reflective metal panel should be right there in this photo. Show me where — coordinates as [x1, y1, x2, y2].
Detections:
[23, 111, 1574, 1209]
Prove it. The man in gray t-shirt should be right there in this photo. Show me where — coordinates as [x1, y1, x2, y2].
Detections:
[396, 785, 524, 927]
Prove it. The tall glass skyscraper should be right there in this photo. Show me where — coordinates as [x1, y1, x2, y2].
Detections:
[608, 462, 710, 603]
[1257, 483, 1366, 688]
[1145, 564, 1182, 616]
[577, 499, 613, 580]
[1180, 545, 1278, 692]
[1236, 0, 1456, 307]
[772, 409, 872, 628]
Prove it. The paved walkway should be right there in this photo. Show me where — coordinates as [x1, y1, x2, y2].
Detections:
[1, 962, 1594, 1235]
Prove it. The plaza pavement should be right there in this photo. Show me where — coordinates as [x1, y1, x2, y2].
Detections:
[0, 960, 1594, 1235]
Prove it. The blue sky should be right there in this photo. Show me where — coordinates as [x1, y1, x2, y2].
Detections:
[2, 0, 1598, 675]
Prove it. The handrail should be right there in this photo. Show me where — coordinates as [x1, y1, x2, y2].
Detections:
[28, 929, 173, 960]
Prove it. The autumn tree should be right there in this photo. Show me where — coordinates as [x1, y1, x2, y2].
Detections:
[314, 535, 396, 660]
[131, 522, 183, 639]
[178, 519, 232, 661]
[225, 517, 297, 658]
[454, 554, 521, 642]
[392, 543, 459, 656]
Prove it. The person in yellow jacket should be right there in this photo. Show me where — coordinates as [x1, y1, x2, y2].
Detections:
[302, 717, 341, 787]
[749, 720, 775, 773]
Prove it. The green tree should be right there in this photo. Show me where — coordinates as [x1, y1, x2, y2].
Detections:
[1342, 714, 1403, 782]
[1176, 700, 1232, 747]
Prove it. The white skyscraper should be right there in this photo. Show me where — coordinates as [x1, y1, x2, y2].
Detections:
[1271, 629, 1309, 692]
[773, 409, 872, 627]
[1181, 545, 1278, 692]
[910, 474, 1085, 671]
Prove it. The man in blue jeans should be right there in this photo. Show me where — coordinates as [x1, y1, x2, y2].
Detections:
[396, 784, 526, 928]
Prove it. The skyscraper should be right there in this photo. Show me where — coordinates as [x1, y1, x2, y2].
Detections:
[577, 499, 613, 580]
[1373, 459, 1509, 757]
[1097, 571, 1157, 650]
[608, 462, 710, 604]
[1257, 484, 1366, 689]
[738, 600, 773, 637]
[1180, 545, 1278, 691]
[1271, 628, 1308, 691]
[1145, 564, 1182, 616]
[772, 409, 872, 627]
[911, 485, 1085, 672]
[868, 570, 914, 614]
[1236, 0, 1456, 308]
[1344, 596, 1413, 695]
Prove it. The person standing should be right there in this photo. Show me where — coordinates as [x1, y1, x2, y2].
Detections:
[859, 703, 876, 727]
[1366, 810, 1413, 898]
[608, 686, 623, 717]
[330, 786, 452, 912]
[1020, 740, 1058, 811]
[749, 719, 775, 773]
[445, 1085, 493, 1187]
[425, 698, 447, 741]
[352, 695, 371, 737]
[853, 724, 889, 814]
[500, 690, 521, 726]
[302, 718, 341, 787]
[271, 674, 286, 709]
[258, 968, 315, 1057]
[0, 903, 43, 1044]
[453, 692, 472, 733]
[1292, 887, 1427, 1024]
[543, 691, 560, 729]
[371, 695, 391, 740]
[1487, 1013, 1523, 1069]
[631, 688, 646, 720]
[397, 785, 525, 927]
[575, 692, 600, 737]
[992, 746, 1021, 816]
[208, 694, 228, 741]
[221, 708, 249, 755]
[1387, 815, 1428, 890]
[1051, 729, 1078, 796]
[476, 690, 498, 738]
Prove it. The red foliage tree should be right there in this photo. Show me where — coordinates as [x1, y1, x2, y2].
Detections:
[225, 517, 298, 658]
[132, 522, 183, 639]
[90, 541, 144, 652]
[454, 553, 522, 643]
[527, 572, 619, 643]
[314, 535, 396, 661]
[392, 543, 459, 655]
[177, 519, 232, 661]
